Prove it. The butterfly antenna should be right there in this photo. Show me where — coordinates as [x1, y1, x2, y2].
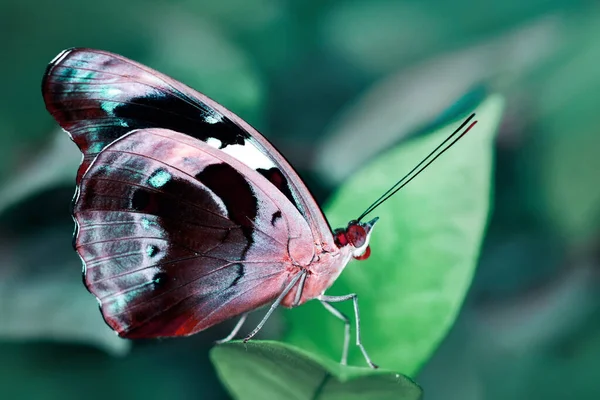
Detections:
[357, 113, 478, 222]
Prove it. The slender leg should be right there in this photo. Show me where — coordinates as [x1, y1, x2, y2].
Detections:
[318, 293, 378, 369]
[215, 313, 248, 344]
[243, 270, 306, 342]
[293, 271, 308, 306]
[320, 301, 350, 365]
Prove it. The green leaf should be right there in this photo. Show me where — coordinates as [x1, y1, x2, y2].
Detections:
[524, 14, 600, 243]
[285, 95, 504, 375]
[321, 0, 572, 74]
[211, 341, 422, 400]
[316, 16, 558, 185]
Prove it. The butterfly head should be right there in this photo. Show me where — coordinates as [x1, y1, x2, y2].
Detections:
[334, 217, 379, 261]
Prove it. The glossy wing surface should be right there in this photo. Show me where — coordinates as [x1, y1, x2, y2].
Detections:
[43, 48, 334, 246]
[75, 128, 314, 337]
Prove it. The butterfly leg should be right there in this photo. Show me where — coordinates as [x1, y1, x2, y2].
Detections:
[317, 294, 378, 369]
[215, 313, 248, 344]
[320, 300, 350, 365]
[243, 270, 307, 343]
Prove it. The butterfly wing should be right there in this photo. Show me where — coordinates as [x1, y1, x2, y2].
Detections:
[76, 128, 315, 338]
[42, 48, 334, 247]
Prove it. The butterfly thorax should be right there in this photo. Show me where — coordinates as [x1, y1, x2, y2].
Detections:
[281, 218, 378, 307]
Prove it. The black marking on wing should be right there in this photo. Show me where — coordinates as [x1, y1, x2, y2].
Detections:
[70, 128, 301, 338]
[147, 244, 160, 258]
[257, 167, 295, 207]
[131, 189, 151, 211]
[42, 49, 249, 183]
[271, 210, 282, 226]
[42, 49, 310, 223]
[230, 263, 245, 287]
[195, 163, 258, 257]
[112, 94, 247, 146]
[152, 272, 169, 289]
[126, 173, 204, 218]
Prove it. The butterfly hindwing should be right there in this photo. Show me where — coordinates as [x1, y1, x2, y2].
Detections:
[76, 128, 315, 337]
[42, 48, 334, 244]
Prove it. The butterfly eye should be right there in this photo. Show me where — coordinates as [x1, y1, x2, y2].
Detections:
[353, 245, 371, 261]
[333, 228, 348, 247]
[346, 223, 367, 248]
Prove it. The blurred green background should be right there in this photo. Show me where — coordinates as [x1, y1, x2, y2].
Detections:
[1, 0, 600, 399]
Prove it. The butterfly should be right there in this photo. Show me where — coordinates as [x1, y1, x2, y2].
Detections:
[42, 48, 477, 368]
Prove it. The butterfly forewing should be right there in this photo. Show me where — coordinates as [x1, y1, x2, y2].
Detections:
[42, 48, 334, 246]
[76, 128, 315, 337]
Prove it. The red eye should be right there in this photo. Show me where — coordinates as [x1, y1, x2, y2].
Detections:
[333, 229, 348, 247]
[354, 245, 371, 260]
[346, 223, 366, 248]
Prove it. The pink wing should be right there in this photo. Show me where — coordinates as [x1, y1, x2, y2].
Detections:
[76, 128, 315, 338]
[42, 48, 334, 249]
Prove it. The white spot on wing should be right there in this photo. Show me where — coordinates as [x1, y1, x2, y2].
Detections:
[105, 87, 122, 97]
[206, 137, 222, 149]
[148, 169, 171, 188]
[101, 101, 118, 115]
[221, 140, 276, 170]
[99, 87, 123, 116]
[204, 111, 223, 124]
